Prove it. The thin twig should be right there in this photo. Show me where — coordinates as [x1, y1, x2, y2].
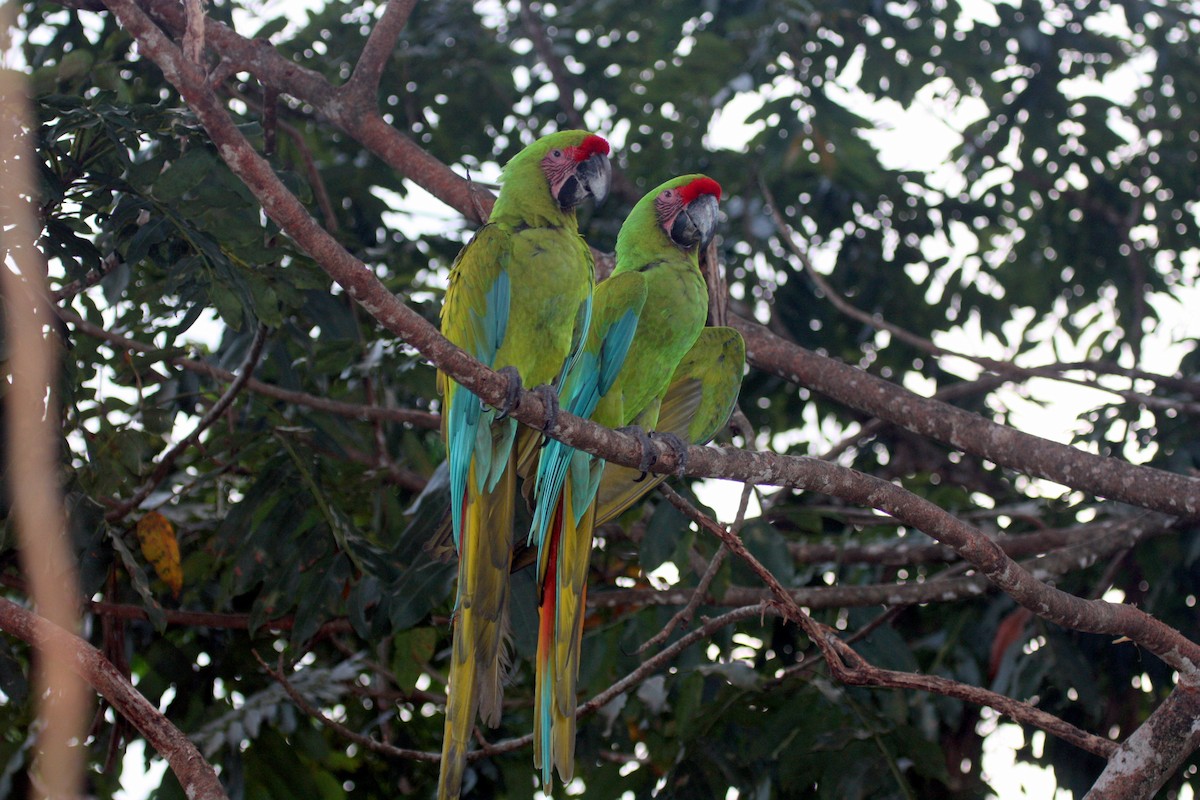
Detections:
[760, 179, 1200, 419]
[1, 568, 357, 636]
[106, 324, 269, 521]
[57, 307, 439, 429]
[253, 649, 437, 762]
[50, 253, 122, 302]
[342, 0, 417, 107]
[652, 487, 1136, 760]
[518, 0, 584, 129]
[636, 544, 727, 654]
[824, 633, 1117, 758]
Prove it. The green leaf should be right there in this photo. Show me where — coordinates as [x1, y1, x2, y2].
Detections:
[641, 498, 686, 574]
[156, 148, 219, 200]
[391, 627, 437, 690]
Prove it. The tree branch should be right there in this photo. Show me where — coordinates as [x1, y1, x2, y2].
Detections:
[253, 649, 437, 762]
[57, 307, 439, 429]
[785, 513, 1176, 566]
[732, 315, 1200, 518]
[824, 633, 1117, 759]
[106, 323, 269, 522]
[341, 0, 417, 108]
[0, 597, 228, 800]
[3, 572, 356, 636]
[1085, 684, 1200, 800]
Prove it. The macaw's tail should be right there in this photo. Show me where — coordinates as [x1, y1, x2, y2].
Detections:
[533, 480, 596, 790]
[438, 460, 516, 800]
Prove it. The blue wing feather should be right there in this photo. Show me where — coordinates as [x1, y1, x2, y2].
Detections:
[529, 273, 646, 552]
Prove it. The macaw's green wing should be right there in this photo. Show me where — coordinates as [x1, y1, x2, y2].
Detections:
[516, 270, 595, 493]
[594, 327, 745, 526]
[438, 224, 515, 546]
[527, 272, 647, 551]
[659, 326, 745, 444]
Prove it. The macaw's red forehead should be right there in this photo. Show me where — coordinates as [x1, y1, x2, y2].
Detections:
[679, 176, 722, 204]
[572, 134, 610, 161]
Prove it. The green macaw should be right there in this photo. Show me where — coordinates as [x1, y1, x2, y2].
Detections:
[528, 174, 733, 787]
[436, 130, 611, 800]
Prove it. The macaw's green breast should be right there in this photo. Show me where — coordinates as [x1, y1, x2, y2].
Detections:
[495, 224, 594, 388]
[604, 257, 708, 427]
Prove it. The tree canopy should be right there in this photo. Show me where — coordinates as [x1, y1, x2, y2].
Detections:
[2, 0, 1200, 798]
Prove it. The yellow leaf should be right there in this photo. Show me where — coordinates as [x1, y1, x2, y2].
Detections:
[136, 511, 182, 599]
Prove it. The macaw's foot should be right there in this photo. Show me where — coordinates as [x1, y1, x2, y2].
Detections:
[492, 366, 523, 419]
[617, 424, 657, 479]
[651, 431, 689, 477]
[531, 384, 560, 434]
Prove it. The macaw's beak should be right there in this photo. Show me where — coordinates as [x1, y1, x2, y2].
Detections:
[558, 151, 612, 210]
[671, 192, 719, 249]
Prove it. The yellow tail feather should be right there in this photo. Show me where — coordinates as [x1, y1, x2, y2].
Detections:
[438, 460, 516, 799]
[534, 482, 596, 788]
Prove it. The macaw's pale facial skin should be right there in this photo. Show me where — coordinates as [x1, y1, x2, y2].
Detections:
[436, 130, 611, 800]
[541, 136, 612, 210]
[527, 173, 744, 791]
[654, 175, 722, 250]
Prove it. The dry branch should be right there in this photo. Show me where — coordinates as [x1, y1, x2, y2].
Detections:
[733, 316, 1200, 518]
[106, 323, 269, 522]
[0, 598, 228, 800]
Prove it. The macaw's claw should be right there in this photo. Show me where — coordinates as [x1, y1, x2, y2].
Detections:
[532, 384, 560, 434]
[492, 365, 523, 419]
[617, 424, 657, 479]
[651, 431, 690, 477]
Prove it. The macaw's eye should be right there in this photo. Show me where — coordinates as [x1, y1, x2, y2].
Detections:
[663, 190, 674, 198]
[552, 149, 563, 158]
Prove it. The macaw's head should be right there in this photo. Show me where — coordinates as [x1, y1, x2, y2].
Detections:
[652, 174, 722, 251]
[493, 130, 611, 222]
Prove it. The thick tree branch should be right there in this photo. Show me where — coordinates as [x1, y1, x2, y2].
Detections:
[0, 597, 228, 800]
[732, 316, 1200, 518]
[1085, 684, 1200, 800]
